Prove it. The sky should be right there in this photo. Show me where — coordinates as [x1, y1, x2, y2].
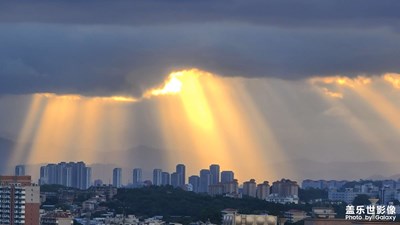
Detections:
[1, 1, 400, 184]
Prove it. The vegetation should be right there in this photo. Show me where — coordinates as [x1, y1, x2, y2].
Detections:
[103, 186, 312, 224]
[40, 184, 352, 225]
[40, 184, 92, 209]
[40, 184, 76, 192]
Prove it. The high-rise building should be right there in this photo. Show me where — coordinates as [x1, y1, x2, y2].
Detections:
[57, 162, 68, 185]
[39, 162, 91, 189]
[176, 164, 186, 186]
[209, 164, 220, 185]
[113, 168, 122, 188]
[171, 172, 179, 188]
[64, 166, 72, 187]
[132, 168, 142, 188]
[0, 176, 40, 225]
[189, 175, 200, 193]
[46, 164, 57, 185]
[69, 162, 78, 188]
[84, 167, 92, 189]
[153, 169, 162, 186]
[199, 169, 211, 193]
[223, 179, 239, 194]
[208, 183, 224, 196]
[221, 171, 234, 183]
[75, 162, 84, 189]
[161, 172, 170, 186]
[70, 162, 86, 189]
[271, 179, 299, 197]
[256, 181, 270, 200]
[15, 165, 26, 176]
[242, 179, 257, 198]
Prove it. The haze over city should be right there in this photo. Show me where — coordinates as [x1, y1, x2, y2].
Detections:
[1, 1, 400, 183]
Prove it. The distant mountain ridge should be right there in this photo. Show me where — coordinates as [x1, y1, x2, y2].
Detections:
[2, 141, 400, 183]
[274, 158, 400, 181]
[366, 174, 400, 181]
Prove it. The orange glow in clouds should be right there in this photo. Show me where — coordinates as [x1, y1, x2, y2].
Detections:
[146, 73, 183, 96]
[384, 73, 400, 89]
[151, 69, 285, 180]
[12, 69, 295, 181]
[310, 73, 400, 164]
[10, 93, 136, 167]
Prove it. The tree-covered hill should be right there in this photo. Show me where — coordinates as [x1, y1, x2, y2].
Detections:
[103, 186, 311, 224]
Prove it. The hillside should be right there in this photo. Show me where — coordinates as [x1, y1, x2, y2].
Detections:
[103, 186, 311, 224]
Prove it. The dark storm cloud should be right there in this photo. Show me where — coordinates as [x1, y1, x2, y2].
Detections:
[0, 1, 400, 96]
[1, 0, 400, 29]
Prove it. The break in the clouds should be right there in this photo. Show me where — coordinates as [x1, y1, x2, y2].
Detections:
[1, 1, 400, 96]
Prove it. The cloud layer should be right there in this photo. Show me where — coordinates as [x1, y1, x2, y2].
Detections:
[1, 1, 400, 28]
[1, 1, 400, 96]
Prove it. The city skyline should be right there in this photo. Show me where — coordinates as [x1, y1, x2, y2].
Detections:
[13, 162, 400, 191]
[2, 1, 400, 182]
[34, 162, 236, 188]
[17, 161, 400, 207]
[9, 162, 400, 208]
[5, 154, 400, 182]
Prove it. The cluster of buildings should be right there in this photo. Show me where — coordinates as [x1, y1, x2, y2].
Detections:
[14, 163, 300, 205]
[221, 209, 279, 225]
[111, 164, 186, 188]
[188, 165, 237, 195]
[4, 164, 400, 225]
[110, 164, 299, 203]
[38, 162, 92, 190]
[21, 163, 400, 206]
[40, 211, 73, 225]
[33, 161, 400, 207]
[222, 208, 341, 225]
[302, 179, 348, 190]
[303, 179, 400, 204]
[267, 179, 299, 204]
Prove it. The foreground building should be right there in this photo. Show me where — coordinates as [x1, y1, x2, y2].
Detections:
[284, 209, 308, 223]
[0, 176, 40, 225]
[304, 218, 400, 225]
[41, 211, 73, 225]
[222, 210, 278, 225]
[311, 207, 336, 219]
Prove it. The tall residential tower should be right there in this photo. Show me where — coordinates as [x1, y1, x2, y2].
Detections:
[112, 168, 122, 188]
[0, 176, 40, 225]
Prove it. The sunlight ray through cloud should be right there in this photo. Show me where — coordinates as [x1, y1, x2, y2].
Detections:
[310, 74, 400, 161]
[11, 69, 400, 181]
